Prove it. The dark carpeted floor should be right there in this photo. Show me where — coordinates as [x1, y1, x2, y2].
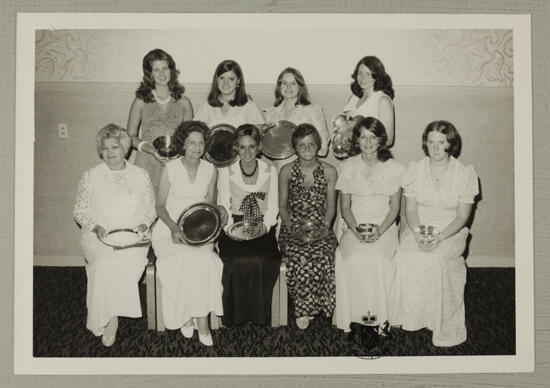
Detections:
[33, 266, 515, 357]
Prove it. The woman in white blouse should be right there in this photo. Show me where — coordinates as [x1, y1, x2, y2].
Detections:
[73, 124, 156, 347]
[334, 117, 404, 335]
[195, 59, 265, 128]
[341, 56, 395, 146]
[390, 120, 479, 347]
[264, 67, 329, 171]
[217, 124, 281, 326]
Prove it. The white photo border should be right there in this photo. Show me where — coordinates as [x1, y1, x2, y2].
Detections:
[15, 12, 534, 374]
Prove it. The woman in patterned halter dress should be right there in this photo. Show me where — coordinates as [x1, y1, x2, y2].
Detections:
[279, 123, 338, 330]
[127, 49, 193, 188]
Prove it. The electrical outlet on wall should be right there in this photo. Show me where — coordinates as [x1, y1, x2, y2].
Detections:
[58, 123, 69, 138]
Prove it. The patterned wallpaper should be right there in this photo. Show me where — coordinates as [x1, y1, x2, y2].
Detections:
[35, 29, 513, 87]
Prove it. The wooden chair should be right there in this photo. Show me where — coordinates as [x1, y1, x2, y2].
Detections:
[145, 251, 288, 331]
[210, 261, 288, 329]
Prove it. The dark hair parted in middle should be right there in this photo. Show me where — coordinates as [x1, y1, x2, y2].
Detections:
[291, 123, 322, 151]
[273, 67, 312, 107]
[350, 56, 395, 100]
[349, 116, 393, 162]
[422, 120, 462, 158]
[172, 120, 210, 156]
[135, 48, 185, 103]
[207, 59, 249, 108]
[234, 124, 262, 147]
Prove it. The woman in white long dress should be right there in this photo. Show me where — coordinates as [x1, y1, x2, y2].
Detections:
[195, 59, 265, 128]
[389, 120, 479, 347]
[152, 121, 224, 347]
[335, 117, 404, 334]
[341, 56, 395, 146]
[73, 124, 156, 347]
[264, 67, 330, 171]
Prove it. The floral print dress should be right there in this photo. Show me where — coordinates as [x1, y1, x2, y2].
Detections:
[279, 159, 338, 318]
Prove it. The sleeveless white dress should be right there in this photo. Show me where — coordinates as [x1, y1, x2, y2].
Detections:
[152, 158, 224, 329]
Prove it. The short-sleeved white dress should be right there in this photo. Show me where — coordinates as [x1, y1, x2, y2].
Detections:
[334, 156, 404, 332]
[151, 158, 224, 329]
[389, 156, 479, 347]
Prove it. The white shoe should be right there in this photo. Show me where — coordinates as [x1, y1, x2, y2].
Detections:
[101, 316, 118, 347]
[198, 332, 213, 347]
[296, 316, 310, 329]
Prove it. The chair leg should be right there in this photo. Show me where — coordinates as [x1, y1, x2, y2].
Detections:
[271, 270, 280, 328]
[279, 262, 288, 326]
[210, 312, 221, 330]
[145, 262, 156, 330]
[155, 270, 165, 332]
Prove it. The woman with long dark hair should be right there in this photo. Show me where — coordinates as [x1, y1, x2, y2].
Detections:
[195, 59, 265, 128]
[127, 48, 193, 188]
[341, 56, 395, 146]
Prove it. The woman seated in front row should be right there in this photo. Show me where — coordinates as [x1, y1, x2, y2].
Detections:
[73, 124, 156, 347]
[152, 120, 224, 347]
[217, 124, 281, 326]
[278, 123, 339, 330]
[334, 117, 404, 334]
[390, 120, 479, 347]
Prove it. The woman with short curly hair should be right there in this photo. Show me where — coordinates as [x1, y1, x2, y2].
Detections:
[73, 124, 156, 347]
[152, 120, 223, 347]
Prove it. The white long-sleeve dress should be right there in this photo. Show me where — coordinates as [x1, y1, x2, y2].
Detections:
[389, 156, 479, 347]
[73, 162, 156, 336]
[151, 158, 223, 329]
[334, 156, 404, 332]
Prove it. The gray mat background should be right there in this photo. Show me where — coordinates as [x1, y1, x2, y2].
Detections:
[2, 0, 548, 387]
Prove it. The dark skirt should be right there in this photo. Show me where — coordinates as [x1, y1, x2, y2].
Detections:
[218, 218, 281, 326]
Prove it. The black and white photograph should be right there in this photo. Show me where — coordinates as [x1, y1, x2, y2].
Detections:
[14, 12, 533, 375]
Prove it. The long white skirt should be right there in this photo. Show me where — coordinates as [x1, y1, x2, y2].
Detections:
[81, 232, 148, 336]
[335, 224, 398, 332]
[152, 227, 223, 330]
[389, 227, 468, 347]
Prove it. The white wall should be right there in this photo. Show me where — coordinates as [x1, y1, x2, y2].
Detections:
[33, 27, 515, 267]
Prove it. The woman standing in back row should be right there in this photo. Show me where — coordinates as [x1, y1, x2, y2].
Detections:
[264, 67, 329, 171]
[127, 48, 194, 188]
[195, 59, 265, 128]
[342, 56, 395, 146]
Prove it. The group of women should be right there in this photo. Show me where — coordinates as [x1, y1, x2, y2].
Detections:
[73, 48, 479, 350]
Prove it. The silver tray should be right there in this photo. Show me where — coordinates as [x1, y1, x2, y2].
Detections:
[100, 228, 150, 250]
[176, 202, 222, 246]
[226, 221, 267, 241]
[261, 120, 297, 160]
[153, 135, 180, 159]
[291, 219, 328, 244]
[204, 123, 238, 167]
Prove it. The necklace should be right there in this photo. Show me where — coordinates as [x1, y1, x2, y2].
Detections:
[240, 160, 258, 178]
[152, 90, 171, 105]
